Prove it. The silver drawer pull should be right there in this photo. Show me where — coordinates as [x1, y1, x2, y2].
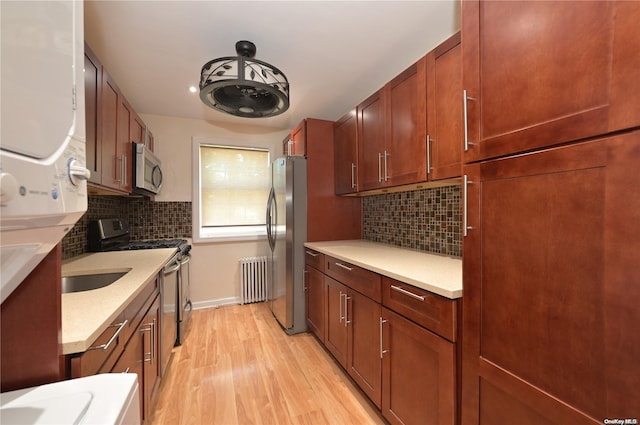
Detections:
[305, 250, 319, 257]
[334, 262, 353, 272]
[391, 285, 425, 302]
[88, 320, 128, 351]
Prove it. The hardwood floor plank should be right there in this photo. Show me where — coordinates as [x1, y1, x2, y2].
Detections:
[150, 303, 385, 425]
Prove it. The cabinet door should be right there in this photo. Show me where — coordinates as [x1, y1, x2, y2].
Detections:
[334, 110, 358, 194]
[290, 120, 306, 156]
[305, 266, 326, 343]
[141, 296, 161, 421]
[111, 329, 144, 423]
[385, 60, 427, 187]
[347, 290, 382, 408]
[426, 33, 462, 180]
[462, 131, 640, 423]
[325, 276, 348, 368]
[101, 70, 119, 190]
[381, 307, 455, 425]
[117, 96, 133, 193]
[462, 0, 640, 162]
[357, 89, 387, 191]
[84, 45, 102, 185]
[131, 112, 145, 145]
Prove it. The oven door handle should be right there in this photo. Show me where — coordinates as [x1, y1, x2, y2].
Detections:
[180, 255, 191, 266]
[163, 257, 181, 274]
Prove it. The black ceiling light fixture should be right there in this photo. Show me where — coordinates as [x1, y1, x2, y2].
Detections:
[199, 40, 290, 118]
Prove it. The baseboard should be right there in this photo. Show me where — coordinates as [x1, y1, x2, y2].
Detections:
[191, 297, 240, 310]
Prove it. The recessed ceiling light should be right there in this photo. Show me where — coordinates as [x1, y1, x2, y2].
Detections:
[189, 85, 197, 93]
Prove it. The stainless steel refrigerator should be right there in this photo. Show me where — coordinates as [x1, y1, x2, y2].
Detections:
[265, 156, 307, 334]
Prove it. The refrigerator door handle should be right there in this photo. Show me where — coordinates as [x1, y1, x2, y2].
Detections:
[265, 187, 277, 251]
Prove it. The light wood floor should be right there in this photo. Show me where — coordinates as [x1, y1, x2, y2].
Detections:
[149, 303, 386, 425]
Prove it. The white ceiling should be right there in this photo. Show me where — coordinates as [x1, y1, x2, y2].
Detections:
[84, 1, 460, 131]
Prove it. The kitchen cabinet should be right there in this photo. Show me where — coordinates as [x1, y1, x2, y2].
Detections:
[84, 43, 154, 195]
[334, 109, 358, 194]
[304, 249, 325, 343]
[381, 277, 457, 425]
[1, 245, 62, 391]
[325, 276, 348, 367]
[461, 0, 640, 163]
[282, 119, 306, 156]
[84, 45, 102, 186]
[461, 131, 640, 423]
[67, 277, 162, 422]
[303, 118, 362, 242]
[325, 256, 383, 408]
[426, 32, 462, 180]
[358, 57, 427, 192]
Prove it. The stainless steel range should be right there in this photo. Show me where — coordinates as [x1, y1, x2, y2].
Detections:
[88, 218, 193, 364]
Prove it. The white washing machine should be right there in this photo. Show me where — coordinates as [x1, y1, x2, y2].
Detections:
[0, 373, 140, 425]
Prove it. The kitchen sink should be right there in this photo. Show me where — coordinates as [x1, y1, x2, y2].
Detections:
[61, 271, 129, 294]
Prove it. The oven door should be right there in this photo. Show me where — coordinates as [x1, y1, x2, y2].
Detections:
[160, 252, 179, 376]
[176, 252, 192, 345]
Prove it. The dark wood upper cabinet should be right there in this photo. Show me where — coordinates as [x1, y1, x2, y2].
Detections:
[334, 110, 358, 195]
[462, 130, 640, 423]
[283, 120, 306, 156]
[426, 32, 462, 180]
[462, 0, 640, 163]
[357, 89, 388, 191]
[84, 45, 102, 186]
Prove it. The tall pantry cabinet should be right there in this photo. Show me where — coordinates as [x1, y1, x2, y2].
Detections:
[461, 1, 640, 424]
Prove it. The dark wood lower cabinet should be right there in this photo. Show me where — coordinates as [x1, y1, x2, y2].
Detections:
[305, 265, 326, 343]
[325, 276, 348, 367]
[462, 129, 640, 424]
[381, 307, 455, 425]
[347, 289, 382, 409]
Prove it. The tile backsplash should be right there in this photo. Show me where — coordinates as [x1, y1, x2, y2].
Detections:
[62, 196, 192, 259]
[362, 185, 462, 257]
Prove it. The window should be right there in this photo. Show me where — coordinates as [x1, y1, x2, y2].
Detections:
[193, 139, 271, 242]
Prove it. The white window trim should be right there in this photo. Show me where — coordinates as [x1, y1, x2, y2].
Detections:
[192, 137, 271, 243]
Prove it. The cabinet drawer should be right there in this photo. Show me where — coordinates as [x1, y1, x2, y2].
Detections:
[305, 249, 324, 271]
[122, 277, 158, 343]
[325, 256, 381, 302]
[69, 311, 128, 378]
[382, 277, 457, 342]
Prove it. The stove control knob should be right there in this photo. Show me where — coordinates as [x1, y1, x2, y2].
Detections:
[0, 172, 19, 203]
[67, 158, 91, 186]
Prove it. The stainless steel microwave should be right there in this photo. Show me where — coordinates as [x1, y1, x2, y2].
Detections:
[133, 142, 163, 195]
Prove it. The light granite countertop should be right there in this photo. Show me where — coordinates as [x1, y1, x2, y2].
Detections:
[304, 240, 462, 299]
[61, 249, 176, 355]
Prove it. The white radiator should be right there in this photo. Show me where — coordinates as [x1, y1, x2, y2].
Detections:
[239, 256, 268, 304]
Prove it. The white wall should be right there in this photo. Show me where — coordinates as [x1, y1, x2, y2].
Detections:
[140, 114, 290, 308]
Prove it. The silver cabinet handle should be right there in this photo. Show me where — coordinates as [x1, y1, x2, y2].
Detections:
[334, 262, 353, 272]
[287, 140, 293, 156]
[305, 250, 319, 257]
[426, 135, 432, 174]
[463, 90, 476, 151]
[351, 163, 356, 189]
[141, 318, 156, 364]
[391, 285, 425, 302]
[123, 367, 130, 374]
[383, 150, 389, 181]
[379, 317, 388, 358]
[344, 295, 351, 327]
[123, 155, 127, 186]
[378, 152, 383, 182]
[88, 320, 128, 351]
[339, 291, 344, 323]
[463, 174, 474, 237]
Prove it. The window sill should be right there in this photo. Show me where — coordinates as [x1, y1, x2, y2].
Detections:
[193, 226, 267, 244]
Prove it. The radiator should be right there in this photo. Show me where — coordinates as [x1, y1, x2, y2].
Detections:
[239, 256, 268, 304]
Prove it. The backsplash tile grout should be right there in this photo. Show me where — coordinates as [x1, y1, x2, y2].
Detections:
[362, 185, 462, 257]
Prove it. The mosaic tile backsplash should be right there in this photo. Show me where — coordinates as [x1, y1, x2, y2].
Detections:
[362, 185, 462, 257]
[62, 196, 192, 259]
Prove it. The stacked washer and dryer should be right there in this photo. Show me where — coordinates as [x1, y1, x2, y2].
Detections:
[1, 1, 140, 423]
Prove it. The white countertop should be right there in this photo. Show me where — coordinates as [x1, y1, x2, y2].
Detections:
[304, 240, 462, 299]
[61, 249, 176, 354]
